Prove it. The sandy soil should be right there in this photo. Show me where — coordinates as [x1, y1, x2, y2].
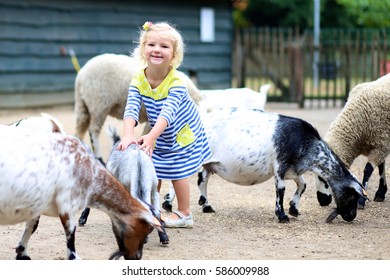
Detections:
[1, 103, 390, 260]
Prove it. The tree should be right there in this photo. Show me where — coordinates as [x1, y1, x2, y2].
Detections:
[233, 0, 390, 29]
[232, 0, 252, 27]
[241, 0, 313, 28]
[336, 0, 390, 28]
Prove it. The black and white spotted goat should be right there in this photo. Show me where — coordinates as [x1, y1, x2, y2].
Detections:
[164, 109, 367, 223]
[0, 125, 162, 260]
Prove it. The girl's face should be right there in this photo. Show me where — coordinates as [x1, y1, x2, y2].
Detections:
[144, 31, 174, 69]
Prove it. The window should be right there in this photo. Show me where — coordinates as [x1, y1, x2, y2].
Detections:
[200, 7, 215, 43]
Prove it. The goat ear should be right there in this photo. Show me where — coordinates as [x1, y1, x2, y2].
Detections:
[361, 188, 368, 198]
[350, 182, 367, 198]
[357, 186, 368, 199]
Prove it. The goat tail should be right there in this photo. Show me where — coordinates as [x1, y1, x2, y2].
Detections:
[107, 125, 121, 144]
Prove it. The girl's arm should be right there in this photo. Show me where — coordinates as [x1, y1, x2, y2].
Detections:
[138, 117, 168, 156]
[118, 117, 137, 150]
[119, 84, 142, 150]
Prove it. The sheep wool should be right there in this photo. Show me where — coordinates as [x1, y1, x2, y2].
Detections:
[325, 74, 390, 168]
[316, 73, 390, 206]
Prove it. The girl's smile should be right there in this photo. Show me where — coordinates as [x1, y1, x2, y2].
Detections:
[144, 32, 174, 68]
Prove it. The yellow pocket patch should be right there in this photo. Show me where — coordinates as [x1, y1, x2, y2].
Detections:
[176, 124, 196, 147]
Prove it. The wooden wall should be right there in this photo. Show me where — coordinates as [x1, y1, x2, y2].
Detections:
[0, 0, 233, 107]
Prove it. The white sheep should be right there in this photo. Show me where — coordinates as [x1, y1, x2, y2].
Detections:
[78, 126, 169, 245]
[163, 108, 367, 223]
[316, 73, 390, 208]
[74, 53, 269, 162]
[0, 125, 162, 260]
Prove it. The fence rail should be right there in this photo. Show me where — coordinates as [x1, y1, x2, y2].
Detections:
[232, 27, 390, 108]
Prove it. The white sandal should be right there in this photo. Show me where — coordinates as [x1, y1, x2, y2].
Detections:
[164, 210, 194, 228]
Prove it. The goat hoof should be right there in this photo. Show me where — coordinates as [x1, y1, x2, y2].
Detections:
[288, 207, 300, 217]
[202, 205, 215, 213]
[16, 255, 31, 260]
[198, 195, 206, 206]
[68, 253, 79, 260]
[358, 196, 367, 209]
[160, 239, 170, 246]
[159, 232, 170, 245]
[373, 192, 385, 202]
[373, 196, 385, 202]
[162, 201, 172, 212]
[78, 217, 87, 226]
[277, 213, 290, 223]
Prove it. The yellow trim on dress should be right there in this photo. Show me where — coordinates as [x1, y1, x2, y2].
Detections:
[132, 69, 184, 101]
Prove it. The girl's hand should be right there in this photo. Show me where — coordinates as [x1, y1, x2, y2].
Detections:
[138, 134, 155, 157]
[117, 133, 137, 151]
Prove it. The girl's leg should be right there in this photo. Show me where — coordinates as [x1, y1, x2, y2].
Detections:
[157, 179, 162, 193]
[167, 177, 191, 219]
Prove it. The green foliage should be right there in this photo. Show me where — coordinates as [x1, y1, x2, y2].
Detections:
[233, 8, 252, 27]
[336, 0, 390, 27]
[235, 0, 390, 29]
[321, 0, 356, 28]
[243, 0, 313, 28]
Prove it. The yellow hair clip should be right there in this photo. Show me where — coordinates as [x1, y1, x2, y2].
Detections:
[142, 21, 153, 31]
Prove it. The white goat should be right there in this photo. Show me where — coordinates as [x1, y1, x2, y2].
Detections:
[198, 84, 269, 113]
[163, 109, 367, 223]
[79, 126, 169, 245]
[0, 125, 162, 260]
[9, 112, 65, 134]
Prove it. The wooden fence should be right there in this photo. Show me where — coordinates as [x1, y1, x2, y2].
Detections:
[233, 27, 390, 108]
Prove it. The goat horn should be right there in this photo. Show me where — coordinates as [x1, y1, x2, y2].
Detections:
[326, 208, 339, 223]
[108, 250, 123, 260]
[153, 217, 165, 233]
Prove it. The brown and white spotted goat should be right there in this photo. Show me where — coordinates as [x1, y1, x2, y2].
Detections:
[9, 112, 65, 134]
[0, 125, 162, 260]
[79, 126, 169, 245]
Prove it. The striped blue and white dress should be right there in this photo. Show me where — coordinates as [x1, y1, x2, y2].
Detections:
[124, 68, 213, 180]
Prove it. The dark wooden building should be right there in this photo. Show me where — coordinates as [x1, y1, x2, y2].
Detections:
[0, 0, 233, 107]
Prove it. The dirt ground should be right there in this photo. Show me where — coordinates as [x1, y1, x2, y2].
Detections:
[1, 102, 390, 260]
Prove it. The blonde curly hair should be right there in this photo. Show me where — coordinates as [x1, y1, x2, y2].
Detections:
[131, 21, 185, 69]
